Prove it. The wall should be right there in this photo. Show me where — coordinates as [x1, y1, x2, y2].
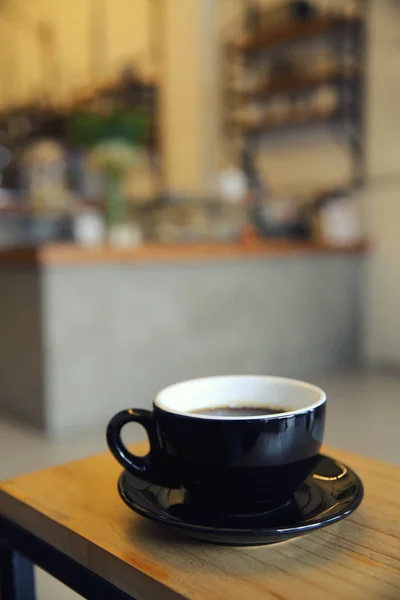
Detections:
[0, 0, 219, 196]
[0, 0, 152, 105]
[363, 183, 400, 364]
[160, 0, 219, 196]
[363, 1, 400, 364]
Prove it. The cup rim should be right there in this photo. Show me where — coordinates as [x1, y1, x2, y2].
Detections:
[154, 375, 326, 420]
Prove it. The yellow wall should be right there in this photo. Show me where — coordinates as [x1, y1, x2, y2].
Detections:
[362, 0, 400, 364]
[0, 0, 151, 105]
[160, 0, 218, 196]
[0, 0, 219, 196]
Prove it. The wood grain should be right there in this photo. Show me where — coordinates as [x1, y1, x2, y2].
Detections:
[0, 240, 367, 267]
[0, 444, 399, 600]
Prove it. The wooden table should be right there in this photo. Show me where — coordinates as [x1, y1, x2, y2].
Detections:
[0, 444, 399, 600]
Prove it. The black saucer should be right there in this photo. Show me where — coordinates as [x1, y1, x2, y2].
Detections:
[118, 454, 363, 546]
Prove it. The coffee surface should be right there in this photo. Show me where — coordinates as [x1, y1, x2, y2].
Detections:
[189, 405, 292, 417]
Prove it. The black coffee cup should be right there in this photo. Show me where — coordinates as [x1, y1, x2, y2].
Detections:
[107, 376, 326, 510]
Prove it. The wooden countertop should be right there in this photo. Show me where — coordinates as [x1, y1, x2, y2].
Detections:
[0, 443, 399, 600]
[0, 240, 367, 267]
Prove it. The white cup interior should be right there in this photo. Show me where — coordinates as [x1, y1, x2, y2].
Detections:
[155, 375, 326, 420]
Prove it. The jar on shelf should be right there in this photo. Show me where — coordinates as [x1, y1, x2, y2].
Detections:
[312, 85, 339, 117]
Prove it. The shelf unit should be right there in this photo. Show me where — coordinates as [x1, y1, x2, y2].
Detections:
[223, 3, 367, 188]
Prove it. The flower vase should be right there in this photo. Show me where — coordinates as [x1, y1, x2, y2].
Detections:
[106, 169, 126, 228]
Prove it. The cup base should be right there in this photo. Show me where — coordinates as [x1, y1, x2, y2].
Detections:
[179, 454, 320, 514]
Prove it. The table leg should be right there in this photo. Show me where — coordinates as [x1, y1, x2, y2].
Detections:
[0, 517, 135, 600]
[0, 541, 36, 600]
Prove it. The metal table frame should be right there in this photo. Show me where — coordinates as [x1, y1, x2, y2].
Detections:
[0, 517, 134, 600]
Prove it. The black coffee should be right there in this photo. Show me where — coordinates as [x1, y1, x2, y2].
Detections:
[189, 405, 291, 417]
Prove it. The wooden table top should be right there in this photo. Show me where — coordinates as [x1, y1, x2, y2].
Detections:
[0, 444, 399, 600]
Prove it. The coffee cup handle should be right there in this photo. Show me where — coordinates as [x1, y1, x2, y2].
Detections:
[107, 409, 171, 486]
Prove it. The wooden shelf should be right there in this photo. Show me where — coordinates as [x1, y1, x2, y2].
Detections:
[230, 105, 358, 135]
[229, 16, 361, 53]
[230, 70, 359, 101]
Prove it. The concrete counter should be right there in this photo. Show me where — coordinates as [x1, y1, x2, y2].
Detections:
[0, 241, 366, 437]
[0, 240, 367, 266]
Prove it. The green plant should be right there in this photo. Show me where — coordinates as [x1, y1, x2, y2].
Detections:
[67, 109, 151, 149]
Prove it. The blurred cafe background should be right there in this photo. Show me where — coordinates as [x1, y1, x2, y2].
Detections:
[2, 1, 400, 596]
[0, 1, 399, 459]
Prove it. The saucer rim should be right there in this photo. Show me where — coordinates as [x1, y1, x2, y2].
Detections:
[118, 454, 364, 536]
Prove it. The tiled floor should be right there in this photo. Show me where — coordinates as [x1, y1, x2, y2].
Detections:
[1, 370, 399, 599]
